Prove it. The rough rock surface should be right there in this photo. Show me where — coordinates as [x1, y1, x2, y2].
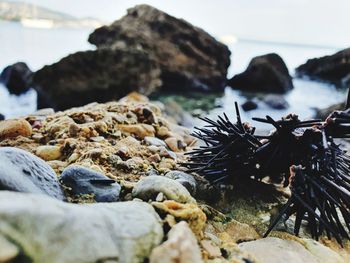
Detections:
[0, 62, 33, 95]
[296, 48, 350, 86]
[150, 221, 203, 263]
[228, 53, 293, 93]
[33, 48, 162, 110]
[165, 170, 197, 194]
[0, 147, 65, 200]
[132, 175, 196, 203]
[61, 165, 121, 202]
[0, 191, 163, 263]
[239, 237, 345, 263]
[89, 4, 230, 92]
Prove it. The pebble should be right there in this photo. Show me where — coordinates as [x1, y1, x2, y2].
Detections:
[148, 153, 161, 163]
[118, 124, 155, 139]
[157, 126, 170, 138]
[60, 165, 121, 202]
[0, 191, 163, 263]
[165, 170, 197, 194]
[36, 145, 62, 161]
[0, 119, 32, 140]
[241, 100, 258, 111]
[144, 136, 166, 147]
[132, 175, 196, 203]
[0, 147, 65, 200]
[165, 137, 184, 152]
[150, 221, 203, 263]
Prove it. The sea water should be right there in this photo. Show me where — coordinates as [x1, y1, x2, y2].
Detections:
[0, 20, 346, 123]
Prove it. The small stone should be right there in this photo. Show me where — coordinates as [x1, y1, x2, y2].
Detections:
[90, 136, 105, 142]
[156, 192, 164, 202]
[201, 240, 221, 258]
[157, 126, 170, 138]
[223, 219, 260, 243]
[132, 176, 196, 204]
[144, 136, 166, 147]
[165, 137, 184, 152]
[148, 145, 159, 153]
[150, 221, 203, 263]
[0, 147, 65, 200]
[36, 145, 62, 161]
[165, 170, 197, 195]
[148, 153, 161, 163]
[61, 165, 121, 202]
[0, 119, 32, 140]
[263, 94, 289, 110]
[241, 100, 258, 111]
[118, 124, 155, 139]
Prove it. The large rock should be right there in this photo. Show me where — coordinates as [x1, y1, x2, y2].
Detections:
[0, 62, 33, 95]
[33, 48, 161, 110]
[239, 237, 344, 263]
[88, 4, 230, 92]
[0, 147, 65, 200]
[0, 191, 164, 263]
[228, 53, 293, 93]
[296, 48, 350, 86]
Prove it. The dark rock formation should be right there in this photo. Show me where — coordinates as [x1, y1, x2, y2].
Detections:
[0, 62, 33, 95]
[228, 53, 293, 93]
[263, 94, 289, 110]
[296, 48, 350, 86]
[0, 114, 4, 121]
[241, 100, 258, 111]
[33, 48, 161, 110]
[60, 165, 121, 202]
[0, 147, 65, 200]
[88, 4, 230, 92]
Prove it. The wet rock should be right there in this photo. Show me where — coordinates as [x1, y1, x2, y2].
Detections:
[0, 119, 32, 140]
[165, 170, 197, 194]
[33, 48, 161, 110]
[0, 62, 33, 95]
[144, 136, 166, 147]
[241, 100, 258, 111]
[296, 47, 350, 86]
[0, 147, 65, 200]
[315, 101, 346, 120]
[60, 165, 121, 202]
[263, 94, 289, 109]
[150, 221, 203, 263]
[228, 53, 293, 93]
[0, 113, 4, 121]
[132, 175, 196, 203]
[0, 191, 163, 263]
[239, 237, 320, 263]
[36, 145, 62, 161]
[89, 4, 230, 92]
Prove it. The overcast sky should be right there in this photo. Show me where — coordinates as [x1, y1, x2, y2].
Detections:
[5, 0, 350, 48]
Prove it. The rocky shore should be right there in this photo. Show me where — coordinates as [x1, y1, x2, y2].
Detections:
[0, 92, 349, 262]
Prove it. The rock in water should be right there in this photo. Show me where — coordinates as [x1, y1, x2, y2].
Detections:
[0, 147, 65, 200]
[241, 100, 258, 111]
[89, 4, 230, 93]
[60, 165, 121, 202]
[0, 114, 4, 121]
[132, 175, 196, 203]
[228, 53, 293, 93]
[33, 49, 161, 110]
[296, 47, 350, 86]
[150, 221, 203, 263]
[0, 191, 163, 263]
[263, 94, 289, 109]
[0, 62, 33, 95]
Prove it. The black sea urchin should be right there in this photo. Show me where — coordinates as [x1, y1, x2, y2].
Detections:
[184, 103, 350, 244]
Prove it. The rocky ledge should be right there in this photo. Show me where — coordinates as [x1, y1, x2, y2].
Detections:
[0, 93, 349, 262]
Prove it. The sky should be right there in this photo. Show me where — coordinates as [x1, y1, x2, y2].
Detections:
[4, 0, 350, 48]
